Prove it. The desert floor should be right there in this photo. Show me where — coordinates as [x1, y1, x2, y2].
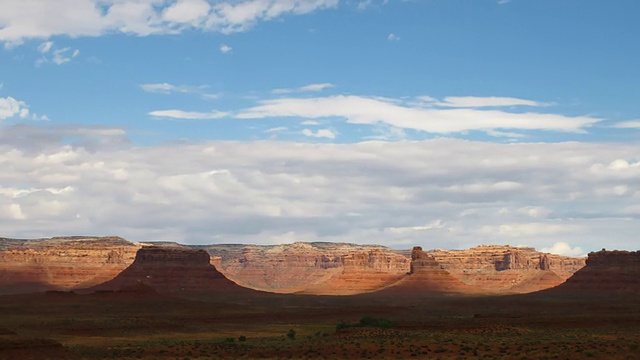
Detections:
[1, 289, 639, 359]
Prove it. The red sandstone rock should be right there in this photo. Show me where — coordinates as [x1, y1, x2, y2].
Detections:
[376, 247, 470, 294]
[90, 246, 248, 294]
[0, 236, 140, 294]
[552, 249, 640, 293]
[429, 245, 585, 294]
[204, 242, 411, 295]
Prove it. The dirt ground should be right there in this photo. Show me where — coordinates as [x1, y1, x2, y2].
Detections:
[0, 289, 639, 359]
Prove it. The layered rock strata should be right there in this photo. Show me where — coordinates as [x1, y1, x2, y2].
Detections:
[553, 250, 640, 293]
[203, 242, 411, 295]
[91, 246, 247, 294]
[429, 245, 585, 293]
[0, 236, 141, 294]
[376, 247, 470, 294]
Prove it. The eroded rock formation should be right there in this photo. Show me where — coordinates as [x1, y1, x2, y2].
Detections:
[0, 236, 141, 294]
[376, 247, 469, 294]
[429, 245, 585, 293]
[553, 250, 640, 293]
[204, 242, 411, 295]
[0, 237, 586, 295]
[91, 246, 247, 294]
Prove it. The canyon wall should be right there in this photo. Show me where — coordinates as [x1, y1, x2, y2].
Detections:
[0, 237, 586, 295]
[203, 242, 411, 295]
[429, 245, 585, 293]
[0, 236, 141, 294]
[91, 246, 247, 294]
[554, 250, 640, 293]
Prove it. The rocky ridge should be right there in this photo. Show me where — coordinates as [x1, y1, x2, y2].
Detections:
[0, 237, 586, 295]
[0, 236, 141, 294]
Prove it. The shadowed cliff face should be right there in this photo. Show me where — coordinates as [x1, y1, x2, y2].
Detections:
[90, 246, 247, 294]
[554, 250, 640, 294]
[376, 247, 469, 295]
[0, 237, 140, 294]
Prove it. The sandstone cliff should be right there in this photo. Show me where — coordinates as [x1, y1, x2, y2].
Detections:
[0, 237, 586, 296]
[203, 242, 411, 295]
[0, 236, 141, 294]
[375, 247, 470, 295]
[429, 245, 585, 293]
[90, 246, 248, 294]
[553, 249, 640, 293]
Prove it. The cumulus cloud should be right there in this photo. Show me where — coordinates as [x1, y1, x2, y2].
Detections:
[0, 0, 340, 46]
[387, 33, 400, 41]
[237, 95, 600, 135]
[1, 126, 639, 252]
[541, 242, 585, 257]
[219, 43, 232, 54]
[149, 109, 229, 119]
[0, 96, 30, 120]
[301, 128, 336, 138]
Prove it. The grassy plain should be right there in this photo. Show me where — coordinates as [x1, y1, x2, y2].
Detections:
[1, 290, 639, 359]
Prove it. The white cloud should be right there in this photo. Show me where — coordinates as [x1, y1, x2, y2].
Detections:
[611, 120, 640, 129]
[2, 126, 640, 252]
[162, 0, 211, 25]
[300, 120, 321, 125]
[149, 109, 229, 119]
[302, 128, 336, 138]
[140, 82, 208, 94]
[272, 83, 334, 94]
[434, 96, 549, 108]
[37, 41, 53, 53]
[237, 95, 601, 135]
[541, 242, 584, 257]
[0, 0, 340, 46]
[387, 33, 400, 41]
[0, 96, 29, 120]
[52, 47, 80, 65]
[220, 43, 232, 54]
[35, 41, 80, 65]
[265, 126, 288, 133]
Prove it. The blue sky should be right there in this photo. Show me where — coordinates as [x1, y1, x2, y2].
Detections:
[1, 0, 639, 255]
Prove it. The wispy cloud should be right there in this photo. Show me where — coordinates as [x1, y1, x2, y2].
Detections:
[35, 41, 79, 66]
[140, 82, 219, 100]
[237, 95, 600, 136]
[272, 83, 335, 94]
[611, 120, 640, 129]
[387, 33, 400, 41]
[432, 96, 551, 108]
[149, 109, 228, 119]
[141, 83, 207, 94]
